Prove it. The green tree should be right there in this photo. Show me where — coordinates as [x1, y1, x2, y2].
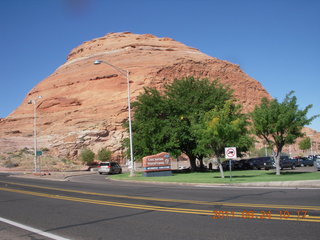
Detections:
[97, 148, 112, 162]
[197, 100, 253, 177]
[299, 137, 311, 152]
[124, 87, 180, 161]
[251, 91, 318, 175]
[164, 77, 233, 170]
[80, 148, 95, 165]
[126, 77, 233, 171]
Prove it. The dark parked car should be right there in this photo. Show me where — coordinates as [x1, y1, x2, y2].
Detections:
[236, 159, 250, 170]
[240, 158, 263, 170]
[221, 160, 240, 170]
[299, 157, 314, 167]
[254, 157, 274, 170]
[263, 157, 276, 170]
[280, 156, 296, 170]
[292, 158, 303, 167]
[238, 157, 274, 170]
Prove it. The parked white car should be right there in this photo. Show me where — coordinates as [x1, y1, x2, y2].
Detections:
[98, 162, 122, 174]
[314, 159, 320, 171]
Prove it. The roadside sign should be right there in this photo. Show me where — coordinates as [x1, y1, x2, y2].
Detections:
[225, 147, 237, 159]
[36, 151, 42, 156]
[225, 147, 237, 182]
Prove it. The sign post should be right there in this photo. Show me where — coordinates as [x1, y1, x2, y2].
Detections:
[229, 159, 232, 182]
[225, 147, 237, 182]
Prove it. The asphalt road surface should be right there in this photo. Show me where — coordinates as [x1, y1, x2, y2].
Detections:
[0, 173, 319, 240]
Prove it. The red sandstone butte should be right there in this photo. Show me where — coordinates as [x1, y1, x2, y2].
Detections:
[1, 32, 316, 159]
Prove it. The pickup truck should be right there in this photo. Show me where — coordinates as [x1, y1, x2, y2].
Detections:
[280, 156, 296, 170]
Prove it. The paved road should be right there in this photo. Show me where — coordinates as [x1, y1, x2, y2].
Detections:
[0, 221, 53, 240]
[0, 173, 319, 240]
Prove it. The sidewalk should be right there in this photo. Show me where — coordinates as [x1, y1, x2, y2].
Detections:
[3, 170, 96, 181]
[231, 180, 320, 188]
[109, 178, 320, 188]
[3, 170, 319, 188]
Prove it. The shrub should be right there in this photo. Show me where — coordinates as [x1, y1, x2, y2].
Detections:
[97, 148, 112, 162]
[19, 147, 30, 154]
[3, 159, 19, 168]
[61, 158, 70, 164]
[80, 148, 95, 165]
[41, 147, 50, 152]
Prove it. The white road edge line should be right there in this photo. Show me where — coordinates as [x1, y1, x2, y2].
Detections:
[0, 216, 70, 240]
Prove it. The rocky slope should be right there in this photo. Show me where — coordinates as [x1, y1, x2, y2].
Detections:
[0, 32, 317, 160]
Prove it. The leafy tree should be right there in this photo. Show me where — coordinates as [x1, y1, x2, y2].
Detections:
[299, 137, 311, 152]
[164, 77, 233, 170]
[196, 100, 253, 177]
[80, 148, 95, 165]
[126, 77, 233, 171]
[251, 91, 318, 175]
[125, 88, 180, 161]
[97, 148, 112, 162]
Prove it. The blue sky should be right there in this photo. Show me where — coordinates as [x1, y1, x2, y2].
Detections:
[0, 0, 319, 131]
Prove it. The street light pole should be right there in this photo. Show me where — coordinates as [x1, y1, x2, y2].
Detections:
[126, 69, 135, 177]
[264, 143, 268, 157]
[28, 96, 42, 173]
[93, 60, 135, 176]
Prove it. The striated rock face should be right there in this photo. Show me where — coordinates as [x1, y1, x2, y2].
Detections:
[0, 32, 289, 160]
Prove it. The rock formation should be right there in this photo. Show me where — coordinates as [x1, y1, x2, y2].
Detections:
[0, 32, 317, 160]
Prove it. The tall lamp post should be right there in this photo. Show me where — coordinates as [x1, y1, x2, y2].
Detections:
[28, 95, 42, 173]
[93, 60, 135, 177]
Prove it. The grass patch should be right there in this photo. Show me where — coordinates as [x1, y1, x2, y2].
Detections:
[108, 170, 320, 184]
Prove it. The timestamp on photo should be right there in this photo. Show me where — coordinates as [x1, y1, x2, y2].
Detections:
[211, 210, 309, 221]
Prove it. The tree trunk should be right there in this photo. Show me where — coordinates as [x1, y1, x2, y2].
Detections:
[217, 158, 224, 178]
[273, 151, 281, 175]
[189, 155, 197, 172]
[199, 157, 205, 171]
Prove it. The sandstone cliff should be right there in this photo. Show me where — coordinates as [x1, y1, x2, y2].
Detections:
[0, 32, 316, 160]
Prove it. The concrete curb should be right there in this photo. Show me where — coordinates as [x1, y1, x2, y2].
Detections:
[3, 171, 320, 189]
[108, 178, 320, 189]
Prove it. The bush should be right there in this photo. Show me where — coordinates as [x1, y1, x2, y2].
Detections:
[61, 158, 70, 164]
[97, 148, 112, 162]
[3, 159, 19, 168]
[19, 147, 30, 154]
[80, 148, 95, 165]
[41, 147, 50, 152]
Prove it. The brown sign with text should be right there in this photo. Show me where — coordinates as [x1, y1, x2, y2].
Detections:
[142, 152, 171, 172]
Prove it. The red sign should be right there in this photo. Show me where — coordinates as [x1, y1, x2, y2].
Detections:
[225, 147, 237, 159]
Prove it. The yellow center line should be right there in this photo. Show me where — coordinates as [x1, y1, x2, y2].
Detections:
[1, 180, 320, 211]
[1, 186, 320, 223]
